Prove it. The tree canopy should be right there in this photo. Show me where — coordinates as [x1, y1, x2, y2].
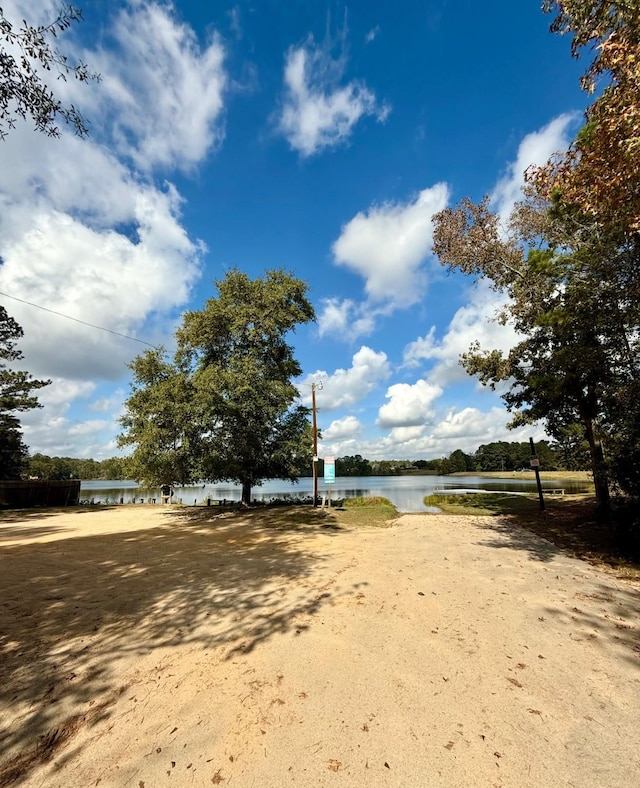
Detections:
[119, 269, 316, 504]
[0, 4, 97, 139]
[432, 186, 640, 512]
[529, 2, 640, 231]
[0, 306, 50, 479]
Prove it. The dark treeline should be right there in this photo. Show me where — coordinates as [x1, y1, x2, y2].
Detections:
[27, 454, 128, 481]
[26, 440, 578, 482]
[315, 440, 586, 478]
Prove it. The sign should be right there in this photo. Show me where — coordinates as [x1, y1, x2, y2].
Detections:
[530, 458, 540, 468]
[324, 455, 335, 484]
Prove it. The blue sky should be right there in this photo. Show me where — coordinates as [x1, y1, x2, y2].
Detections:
[0, 0, 589, 461]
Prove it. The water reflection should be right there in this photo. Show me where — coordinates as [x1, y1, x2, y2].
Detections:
[81, 475, 591, 513]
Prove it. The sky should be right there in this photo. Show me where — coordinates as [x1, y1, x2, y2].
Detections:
[0, 0, 590, 463]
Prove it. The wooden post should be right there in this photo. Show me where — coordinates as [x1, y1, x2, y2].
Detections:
[529, 437, 545, 511]
[312, 382, 320, 507]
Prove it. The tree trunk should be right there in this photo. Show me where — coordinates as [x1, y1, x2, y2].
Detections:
[241, 477, 252, 506]
[581, 411, 611, 516]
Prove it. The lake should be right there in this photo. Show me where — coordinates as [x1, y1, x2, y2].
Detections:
[80, 475, 592, 513]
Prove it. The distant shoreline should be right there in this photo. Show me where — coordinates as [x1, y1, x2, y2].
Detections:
[451, 470, 593, 482]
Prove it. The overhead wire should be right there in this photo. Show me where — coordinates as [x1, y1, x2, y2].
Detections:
[0, 290, 158, 348]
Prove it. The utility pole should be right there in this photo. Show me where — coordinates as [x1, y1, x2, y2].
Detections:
[311, 381, 322, 507]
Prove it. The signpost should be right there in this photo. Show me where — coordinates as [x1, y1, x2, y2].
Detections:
[529, 437, 545, 510]
[324, 455, 335, 508]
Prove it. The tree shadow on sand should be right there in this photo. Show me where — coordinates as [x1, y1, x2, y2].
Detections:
[472, 515, 640, 670]
[0, 506, 345, 784]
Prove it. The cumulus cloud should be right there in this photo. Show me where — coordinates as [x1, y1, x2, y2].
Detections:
[0, 2, 226, 456]
[278, 35, 389, 156]
[338, 407, 546, 462]
[491, 113, 576, 224]
[316, 297, 378, 340]
[20, 379, 118, 458]
[322, 415, 362, 441]
[332, 184, 450, 310]
[377, 379, 443, 428]
[299, 346, 391, 410]
[403, 281, 521, 386]
[0, 186, 201, 381]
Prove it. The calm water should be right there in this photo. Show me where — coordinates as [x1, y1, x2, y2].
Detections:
[80, 475, 591, 513]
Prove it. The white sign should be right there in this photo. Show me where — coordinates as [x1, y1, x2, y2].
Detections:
[324, 455, 335, 483]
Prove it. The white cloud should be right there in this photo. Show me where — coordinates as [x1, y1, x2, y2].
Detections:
[89, 390, 126, 414]
[73, 2, 227, 172]
[299, 346, 391, 410]
[377, 379, 443, 428]
[316, 297, 377, 340]
[323, 415, 362, 440]
[491, 113, 576, 224]
[333, 407, 547, 462]
[0, 193, 201, 381]
[388, 425, 426, 442]
[403, 281, 520, 386]
[278, 36, 389, 156]
[365, 26, 380, 44]
[332, 184, 450, 309]
[0, 3, 226, 458]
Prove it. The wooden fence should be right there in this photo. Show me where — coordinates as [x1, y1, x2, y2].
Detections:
[0, 480, 81, 508]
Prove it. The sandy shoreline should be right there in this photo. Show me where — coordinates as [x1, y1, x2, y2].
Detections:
[1, 505, 638, 786]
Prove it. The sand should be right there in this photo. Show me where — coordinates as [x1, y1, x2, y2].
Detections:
[0, 505, 638, 787]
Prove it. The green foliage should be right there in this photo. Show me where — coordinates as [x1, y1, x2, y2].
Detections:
[432, 190, 640, 512]
[475, 441, 559, 472]
[27, 453, 128, 480]
[120, 269, 316, 504]
[334, 496, 398, 528]
[424, 492, 540, 516]
[0, 306, 49, 479]
[336, 454, 372, 476]
[0, 5, 98, 139]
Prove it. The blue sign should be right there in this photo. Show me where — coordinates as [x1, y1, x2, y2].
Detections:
[324, 456, 335, 484]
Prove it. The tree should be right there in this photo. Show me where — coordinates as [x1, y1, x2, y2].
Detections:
[0, 306, 49, 479]
[1, 4, 97, 140]
[529, 3, 640, 232]
[120, 269, 316, 504]
[431, 194, 640, 513]
[119, 347, 198, 486]
[336, 455, 372, 476]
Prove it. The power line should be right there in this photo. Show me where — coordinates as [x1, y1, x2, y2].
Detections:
[0, 290, 158, 348]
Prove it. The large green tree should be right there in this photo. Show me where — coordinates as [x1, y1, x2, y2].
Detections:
[120, 269, 316, 504]
[0, 306, 50, 479]
[432, 195, 639, 513]
[1, 4, 97, 140]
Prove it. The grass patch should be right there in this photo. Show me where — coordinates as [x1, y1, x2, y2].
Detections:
[331, 496, 399, 529]
[426, 493, 640, 580]
[424, 492, 539, 517]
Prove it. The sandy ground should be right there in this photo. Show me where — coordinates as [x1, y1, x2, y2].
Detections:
[0, 505, 638, 788]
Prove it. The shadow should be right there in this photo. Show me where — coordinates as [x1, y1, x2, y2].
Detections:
[473, 499, 640, 573]
[472, 515, 640, 670]
[0, 506, 340, 784]
[0, 505, 119, 523]
[474, 517, 562, 563]
[538, 580, 640, 670]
